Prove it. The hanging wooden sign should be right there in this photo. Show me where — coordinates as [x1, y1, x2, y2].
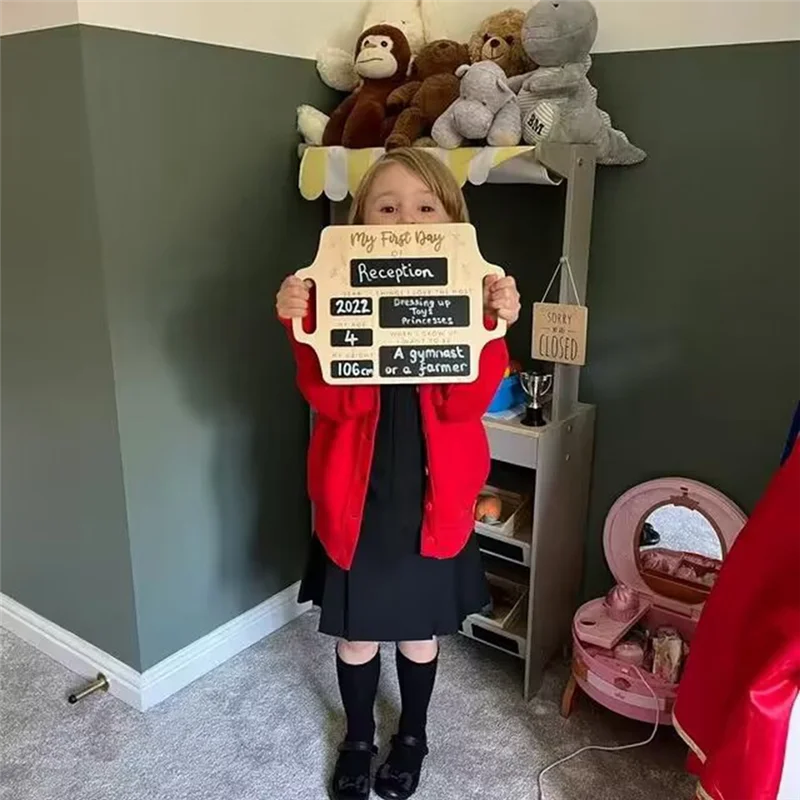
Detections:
[292, 223, 507, 385]
[532, 302, 588, 366]
[531, 256, 588, 366]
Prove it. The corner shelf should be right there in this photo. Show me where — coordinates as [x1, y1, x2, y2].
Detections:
[456, 403, 596, 699]
[298, 142, 598, 702]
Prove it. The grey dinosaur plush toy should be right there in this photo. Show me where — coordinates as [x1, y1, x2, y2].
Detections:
[508, 0, 646, 165]
[431, 61, 522, 149]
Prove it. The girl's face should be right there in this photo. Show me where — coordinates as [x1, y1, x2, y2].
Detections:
[362, 163, 452, 225]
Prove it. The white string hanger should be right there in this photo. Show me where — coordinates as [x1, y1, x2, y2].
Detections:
[540, 256, 583, 306]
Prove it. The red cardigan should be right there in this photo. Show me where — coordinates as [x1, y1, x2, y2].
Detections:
[281, 318, 508, 570]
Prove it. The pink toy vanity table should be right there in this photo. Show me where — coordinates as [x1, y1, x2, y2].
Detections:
[562, 477, 748, 725]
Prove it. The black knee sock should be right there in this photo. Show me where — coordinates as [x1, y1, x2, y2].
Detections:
[396, 646, 438, 740]
[336, 648, 381, 743]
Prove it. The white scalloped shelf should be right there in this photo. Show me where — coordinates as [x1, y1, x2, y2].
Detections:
[297, 144, 568, 201]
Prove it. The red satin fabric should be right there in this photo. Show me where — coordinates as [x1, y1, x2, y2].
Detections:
[673, 443, 800, 800]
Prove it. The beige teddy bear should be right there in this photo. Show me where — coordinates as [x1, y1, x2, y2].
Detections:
[468, 8, 533, 78]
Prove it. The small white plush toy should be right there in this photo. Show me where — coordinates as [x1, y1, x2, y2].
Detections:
[298, 0, 445, 145]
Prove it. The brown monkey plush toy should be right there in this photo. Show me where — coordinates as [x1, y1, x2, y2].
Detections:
[384, 39, 471, 150]
[322, 25, 411, 149]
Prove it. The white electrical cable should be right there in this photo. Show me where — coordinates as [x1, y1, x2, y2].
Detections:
[536, 666, 661, 800]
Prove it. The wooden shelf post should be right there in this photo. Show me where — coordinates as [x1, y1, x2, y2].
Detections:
[535, 144, 596, 422]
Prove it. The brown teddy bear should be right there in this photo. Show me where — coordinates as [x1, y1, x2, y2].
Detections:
[468, 9, 533, 78]
[384, 39, 471, 150]
[322, 24, 412, 149]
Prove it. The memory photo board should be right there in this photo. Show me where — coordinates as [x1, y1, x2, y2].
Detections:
[292, 223, 507, 385]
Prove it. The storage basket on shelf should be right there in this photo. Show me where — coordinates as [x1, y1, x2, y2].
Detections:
[473, 485, 533, 567]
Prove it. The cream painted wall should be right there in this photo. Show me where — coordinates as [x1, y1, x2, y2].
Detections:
[75, 1, 800, 55]
[1, 0, 79, 35]
[77, 1, 367, 55]
[3, 0, 799, 53]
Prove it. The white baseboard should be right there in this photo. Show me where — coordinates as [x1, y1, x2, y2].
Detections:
[0, 593, 143, 708]
[139, 582, 309, 710]
[0, 582, 309, 712]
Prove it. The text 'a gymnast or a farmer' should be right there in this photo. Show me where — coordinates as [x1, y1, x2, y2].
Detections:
[378, 345, 471, 379]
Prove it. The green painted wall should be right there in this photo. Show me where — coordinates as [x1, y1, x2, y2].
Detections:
[1, 24, 334, 671]
[470, 41, 800, 599]
[78, 26, 335, 669]
[0, 27, 140, 667]
[583, 42, 800, 593]
[579, 41, 800, 597]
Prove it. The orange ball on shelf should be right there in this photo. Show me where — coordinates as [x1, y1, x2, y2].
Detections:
[475, 494, 503, 524]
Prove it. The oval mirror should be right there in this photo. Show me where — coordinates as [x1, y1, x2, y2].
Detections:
[604, 477, 747, 614]
[639, 504, 723, 560]
[638, 503, 724, 602]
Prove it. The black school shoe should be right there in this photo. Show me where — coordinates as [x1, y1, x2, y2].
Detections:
[373, 734, 429, 800]
[330, 741, 378, 800]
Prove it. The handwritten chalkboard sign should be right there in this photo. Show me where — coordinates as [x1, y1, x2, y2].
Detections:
[292, 223, 506, 385]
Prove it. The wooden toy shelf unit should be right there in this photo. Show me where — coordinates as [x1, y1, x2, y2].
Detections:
[297, 144, 597, 701]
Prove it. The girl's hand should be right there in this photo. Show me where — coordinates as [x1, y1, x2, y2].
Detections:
[483, 274, 521, 326]
[276, 275, 312, 319]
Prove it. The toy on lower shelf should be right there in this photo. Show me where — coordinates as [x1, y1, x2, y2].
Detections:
[472, 484, 533, 568]
[487, 359, 525, 413]
[473, 485, 530, 535]
[475, 493, 503, 524]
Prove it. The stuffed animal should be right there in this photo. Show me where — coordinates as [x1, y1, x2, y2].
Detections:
[431, 61, 522, 149]
[298, 0, 443, 145]
[384, 39, 471, 150]
[468, 8, 532, 78]
[508, 0, 646, 165]
[322, 25, 412, 149]
[317, 0, 437, 92]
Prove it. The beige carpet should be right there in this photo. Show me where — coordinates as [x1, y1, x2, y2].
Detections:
[1, 611, 697, 800]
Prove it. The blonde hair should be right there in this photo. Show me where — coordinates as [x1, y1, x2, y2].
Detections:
[348, 148, 470, 225]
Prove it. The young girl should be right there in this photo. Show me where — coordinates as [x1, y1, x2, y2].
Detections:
[276, 148, 520, 800]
